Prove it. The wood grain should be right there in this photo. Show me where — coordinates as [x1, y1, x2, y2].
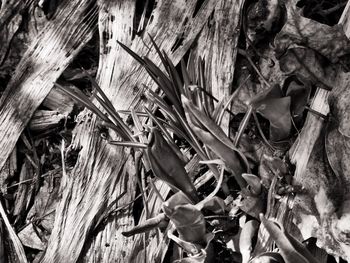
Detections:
[0, 0, 96, 171]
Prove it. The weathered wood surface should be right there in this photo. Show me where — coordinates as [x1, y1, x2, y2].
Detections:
[43, 0, 219, 262]
[193, 0, 244, 134]
[0, 0, 96, 171]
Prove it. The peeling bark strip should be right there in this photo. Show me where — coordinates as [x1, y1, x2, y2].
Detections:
[0, 0, 96, 171]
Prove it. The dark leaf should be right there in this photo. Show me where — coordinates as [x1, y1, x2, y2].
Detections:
[147, 128, 199, 203]
[256, 96, 292, 142]
[284, 77, 311, 117]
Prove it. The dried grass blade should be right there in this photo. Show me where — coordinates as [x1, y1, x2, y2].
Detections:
[117, 110, 148, 117]
[215, 75, 251, 125]
[234, 106, 253, 147]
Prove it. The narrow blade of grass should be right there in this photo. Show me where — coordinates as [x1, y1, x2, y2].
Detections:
[162, 51, 184, 101]
[215, 75, 251, 125]
[144, 107, 187, 163]
[117, 40, 146, 66]
[81, 67, 115, 111]
[94, 94, 133, 141]
[55, 83, 109, 123]
[109, 141, 148, 148]
[148, 34, 168, 71]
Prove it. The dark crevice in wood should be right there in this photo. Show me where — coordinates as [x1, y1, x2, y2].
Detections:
[170, 32, 185, 53]
[133, 0, 156, 39]
[192, 0, 206, 18]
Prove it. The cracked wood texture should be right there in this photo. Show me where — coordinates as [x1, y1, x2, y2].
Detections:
[0, 0, 96, 171]
[193, 0, 244, 134]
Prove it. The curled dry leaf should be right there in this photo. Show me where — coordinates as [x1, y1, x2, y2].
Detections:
[329, 75, 350, 138]
[249, 252, 285, 263]
[283, 76, 311, 118]
[172, 233, 215, 263]
[200, 196, 227, 214]
[246, 0, 282, 43]
[237, 188, 266, 219]
[258, 154, 289, 189]
[18, 223, 46, 251]
[290, 78, 350, 257]
[242, 173, 262, 195]
[313, 78, 350, 258]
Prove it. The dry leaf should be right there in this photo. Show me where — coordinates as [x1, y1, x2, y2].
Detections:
[274, 4, 350, 65]
[278, 46, 336, 90]
[18, 223, 46, 251]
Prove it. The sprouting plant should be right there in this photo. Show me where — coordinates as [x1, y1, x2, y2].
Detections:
[56, 74, 201, 207]
[118, 36, 251, 190]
